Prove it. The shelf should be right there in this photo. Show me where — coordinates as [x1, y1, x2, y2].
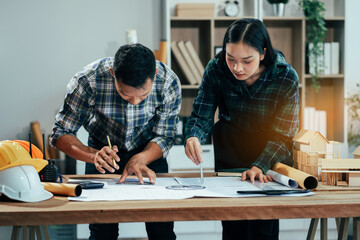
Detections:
[171, 16, 255, 21]
[305, 74, 344, 79]
[324, 17, 345, 21]
[181, 85, 200, 90]
[169, 1, 345, 142]
[263, 17, 304, 21]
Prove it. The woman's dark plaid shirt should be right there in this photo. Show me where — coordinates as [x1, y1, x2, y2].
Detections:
[185, 53, 299, 173]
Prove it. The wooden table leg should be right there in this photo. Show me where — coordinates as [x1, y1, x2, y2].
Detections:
[337, 218, 349, 240]
[11, 226, 21, 240]
[307, 218, 319, 240]
[336, 218, 340, 231]
[34, 226, 43, 240]
[23, 226, 29, 240]
[41, 225, 50, 240]
[354, 217, 360, 240]
[321, 218, 328, 240]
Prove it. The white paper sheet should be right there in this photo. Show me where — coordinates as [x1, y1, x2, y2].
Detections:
[69, 177, 313, 201]
[266, 170, 298, 188]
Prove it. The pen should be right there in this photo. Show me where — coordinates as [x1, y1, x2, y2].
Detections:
[106, 135, 117, 167]
[200, 162, 204, 184]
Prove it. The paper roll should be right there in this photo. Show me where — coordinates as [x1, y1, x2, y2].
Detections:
[41, 182, 82, 197]
[272, 162, 318, 189]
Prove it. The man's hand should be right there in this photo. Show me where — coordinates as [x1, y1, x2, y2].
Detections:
[118, 153, 156, 184]
[94, 145, 120, 173]
[185, 137, 203, 165]
[241, 166, 273, 183]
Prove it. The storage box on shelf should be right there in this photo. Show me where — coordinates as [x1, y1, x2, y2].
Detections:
[175, 3, 215, 17]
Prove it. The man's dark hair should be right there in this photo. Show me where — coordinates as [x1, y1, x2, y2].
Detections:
[113, 43, 156, 88]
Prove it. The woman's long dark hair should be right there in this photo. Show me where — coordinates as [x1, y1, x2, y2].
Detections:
[216, 18, 277, 72]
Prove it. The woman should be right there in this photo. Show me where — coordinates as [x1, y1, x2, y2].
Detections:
[184, 18, 299, 239]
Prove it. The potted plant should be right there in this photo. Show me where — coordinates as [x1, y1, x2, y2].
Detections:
[267, 0, 289, 17]
[298, 0, 327, 91]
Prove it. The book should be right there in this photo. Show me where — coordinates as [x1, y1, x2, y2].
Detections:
[318, 110, 327, 138]
[177, 41, 202, 84]
[171, 41, 198, 85]
[331, 42, 340, 75]
[304, 107, 327, 138]
[304, 107, 316, 131]
[184, 41, 205, 83]
[323, 42, 331, 75]
[317, 42, 324, 75]
[308, 43, 316, 75]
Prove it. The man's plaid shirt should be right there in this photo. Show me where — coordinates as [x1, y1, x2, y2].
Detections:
[50, 58, 181, 157]
[185, 53, 299, 173]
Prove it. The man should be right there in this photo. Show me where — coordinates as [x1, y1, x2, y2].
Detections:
[50, 43, 181, 240]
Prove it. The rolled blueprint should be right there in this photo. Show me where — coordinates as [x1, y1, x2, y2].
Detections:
[266, 170, 298, 188]
[41, 182, 82, 197]
[272, 163, 318, 189]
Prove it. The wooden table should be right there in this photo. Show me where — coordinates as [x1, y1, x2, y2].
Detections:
[1, 174, 360, 239]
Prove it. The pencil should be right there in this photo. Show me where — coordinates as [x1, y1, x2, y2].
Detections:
[106, 135, 116, 167]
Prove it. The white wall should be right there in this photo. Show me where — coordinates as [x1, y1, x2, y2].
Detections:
[345, 0, 360, 158]
[0, 0, 161, 142]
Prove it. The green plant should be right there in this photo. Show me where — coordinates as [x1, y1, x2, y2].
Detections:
[267, 0, 289, 3]
[347, 84, 360, 147]
[298, 0, 327, 91]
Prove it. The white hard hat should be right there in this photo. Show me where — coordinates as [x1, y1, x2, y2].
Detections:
[0, 165, 53, 202]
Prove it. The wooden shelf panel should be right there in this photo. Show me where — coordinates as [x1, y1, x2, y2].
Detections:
[214, 20, 237, 48]
[170, 20, 211, 85]
[305, 78, 344, 142]
[180, 88, 199, 116]
[171, 16, 255, 21]
[263, 19, 304, 79]
[305, 74, 344, 79]
[263, 17, 304, 21]
[181, 85, 200, 90]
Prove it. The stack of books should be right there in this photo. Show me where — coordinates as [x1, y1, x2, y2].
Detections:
[308, 42, 340, 75]
[171, 41, 205, 85]
[303, 107, 327, 138]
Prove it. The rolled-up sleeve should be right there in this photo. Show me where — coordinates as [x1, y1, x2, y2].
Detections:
[184, 61, 219, 143]
[150, 72, 182, 158]
[50, 76, 94, 147]
[251, 69, 300, 173]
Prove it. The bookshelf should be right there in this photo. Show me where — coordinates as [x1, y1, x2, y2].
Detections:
[167, 0, 345, 142]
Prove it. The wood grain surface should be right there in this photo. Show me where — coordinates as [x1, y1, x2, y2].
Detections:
[1, 174, 359, 226]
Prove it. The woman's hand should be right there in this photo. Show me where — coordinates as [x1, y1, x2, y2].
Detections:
[185, 137, 203, 165]
[94, 145, 120, 173]
[241, 166, 273, 183]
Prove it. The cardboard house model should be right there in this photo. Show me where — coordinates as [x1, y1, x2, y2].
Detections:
[321, 159, 360, 187]
[353, 146, 360, 159]
[293, 129, 340, 179]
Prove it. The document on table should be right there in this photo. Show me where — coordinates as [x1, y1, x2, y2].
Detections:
[266, 170, 298, 188]
[68, 177, 313, 201]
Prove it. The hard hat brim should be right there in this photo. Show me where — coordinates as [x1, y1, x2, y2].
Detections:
[0, 158, 48, 172]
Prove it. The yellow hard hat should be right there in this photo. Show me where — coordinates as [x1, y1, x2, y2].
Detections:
[0, 141, 48, 172]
